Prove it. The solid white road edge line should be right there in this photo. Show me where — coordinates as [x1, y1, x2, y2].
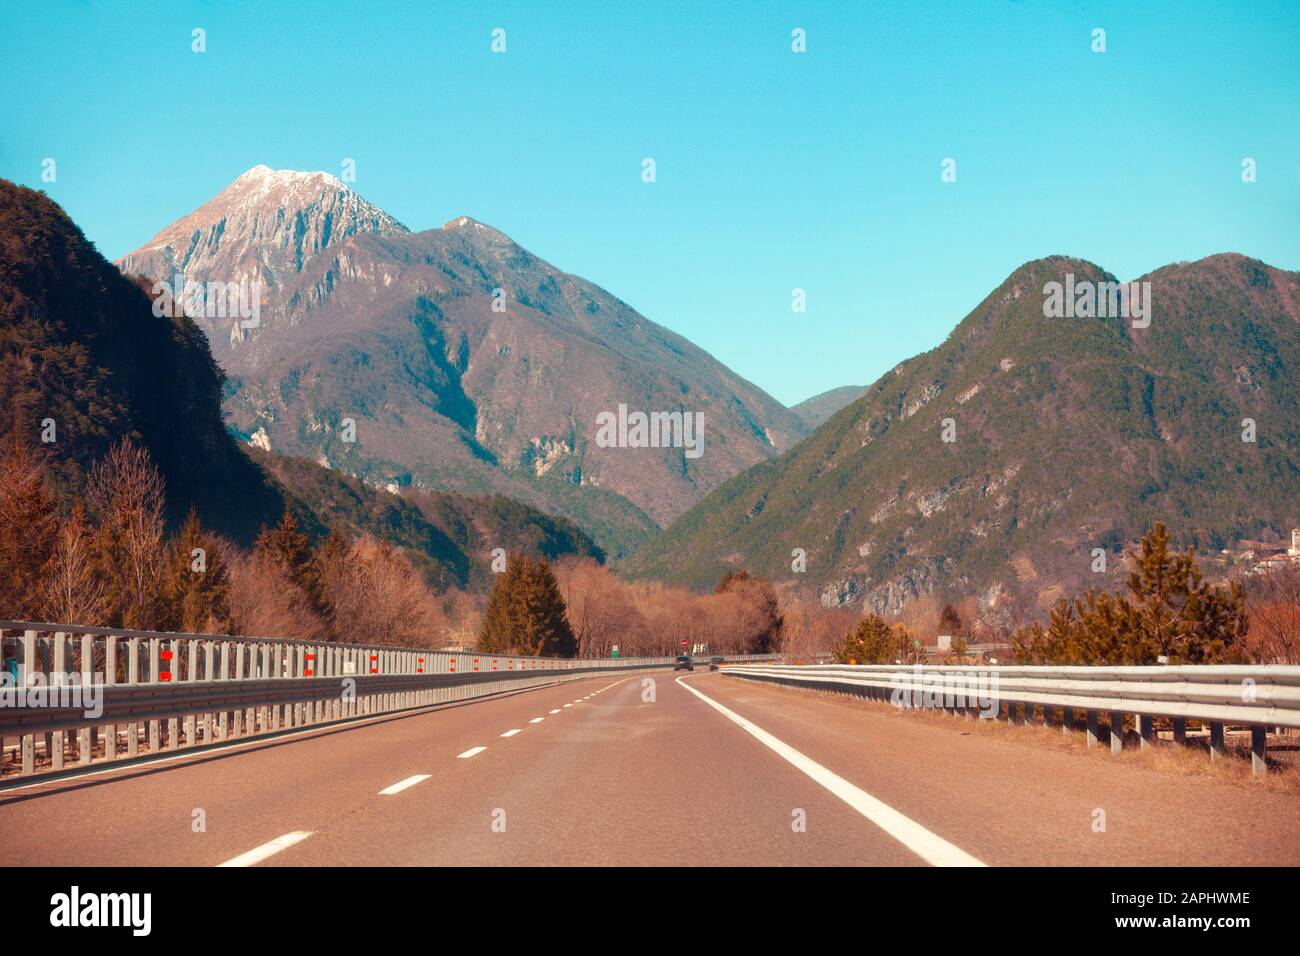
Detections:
[217, 831, 313, 868]
[379, 774, 431, 795]
[674, 675, 986, 868]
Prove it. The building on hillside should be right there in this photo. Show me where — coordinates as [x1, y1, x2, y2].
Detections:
[1290, 528, 1300, 557]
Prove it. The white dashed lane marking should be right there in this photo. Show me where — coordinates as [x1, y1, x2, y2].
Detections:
[458, 747, 486, 759]
[379, 775, 430, 795]
[217, 831, 313, 868]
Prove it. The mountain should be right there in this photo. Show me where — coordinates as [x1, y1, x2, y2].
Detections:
[0, 177, 282, 540]
[0, 179, 601, 587]
[791, 385, 867, 429]
[623, 254, 1300, 614]
[253, 450, 600, 592]
[116, 165, 408, 362]
[117, 168, 808, 557]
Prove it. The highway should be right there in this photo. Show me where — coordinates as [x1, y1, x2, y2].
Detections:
[2, 671, 1297, 867]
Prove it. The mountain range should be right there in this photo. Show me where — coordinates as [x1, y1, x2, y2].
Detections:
[20, 164, 1298, 619]
[0, 179, 600, 590]
[118, 167, 807, 557]
[625, 254, 1300, 613]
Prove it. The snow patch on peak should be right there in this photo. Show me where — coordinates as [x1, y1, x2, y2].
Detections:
[232, 165, 345, 198]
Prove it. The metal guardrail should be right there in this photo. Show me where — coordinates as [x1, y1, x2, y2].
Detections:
[722, 662, 1300, 775]
[0, 621, 676, 781]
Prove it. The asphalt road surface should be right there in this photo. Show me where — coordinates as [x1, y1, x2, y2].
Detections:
[2, 670, 1297, 866]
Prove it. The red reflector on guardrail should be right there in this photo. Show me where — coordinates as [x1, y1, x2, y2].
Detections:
[159, 672, 172, 681]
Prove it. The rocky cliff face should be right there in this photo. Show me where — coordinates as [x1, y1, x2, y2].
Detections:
[118, 168, 807, 556]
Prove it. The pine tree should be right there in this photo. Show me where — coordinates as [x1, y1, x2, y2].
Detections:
[162, 507, 233, 634]
[0, 436, 59, 620]
[479, 555, 525, 653]
[477, 554, 576, 656]
[521, 557, 577, 657]
[255, 509, 330, 630]
[833, 613, 900, 664]
[1014, 522, 1248, 664]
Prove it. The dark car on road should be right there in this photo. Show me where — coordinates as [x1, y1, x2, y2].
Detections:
[674, 655, 694, 671]
[709, 656, 723, 671]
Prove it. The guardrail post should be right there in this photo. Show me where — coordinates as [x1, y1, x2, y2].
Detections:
[1209, 721, 1225, 761]
[218, 642, 230, 739]
[1086, 709, 1099, 748]
[1172, 717, 1186, 744]
[1062, 706, 1073, 734]
[166, 638, 180, 748]
[105, 635, 118, 761]
[1109, 711, 1123, 753]
[232, 643, 245, 737]
[51, 631, 68, 771]
[1138, 715, 1154, 748]
[257, 644, 269, 732]
[79, 633, 94, 764]
[147, 638, 160, 754]
[201, 641, 214, 743]
[270, 645, 282, 731]
[290, 645, 302, 728]
[18, 630, 37, 775]
[1251, 726, 1267, 776]
[127, 637, 140, 757]
[184, 639, 198, 747]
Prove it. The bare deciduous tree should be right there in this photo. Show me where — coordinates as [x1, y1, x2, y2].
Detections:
[41, 504, 108, 625]
[87, 439, 166, 629]
[1245, 565, 1300, 664]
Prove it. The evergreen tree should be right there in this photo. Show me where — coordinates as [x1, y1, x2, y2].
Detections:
[479, 555, 525, 653]
[255, 508, 331, 629]
[0, 436, 59, 620]
[833, 613, 901, 664]
[478, 554, 576, 656]
[256, 509, 314, 585]
[161, 507, 233, 634]
[1014, 522, 1247, 664]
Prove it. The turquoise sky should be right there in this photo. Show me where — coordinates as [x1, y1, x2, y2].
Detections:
[2, 0, 1296, 406]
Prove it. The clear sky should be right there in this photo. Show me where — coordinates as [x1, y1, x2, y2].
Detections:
[2, 0, 1296, 406]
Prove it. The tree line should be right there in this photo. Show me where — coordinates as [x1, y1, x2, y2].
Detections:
[0, 436, 456, 645]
